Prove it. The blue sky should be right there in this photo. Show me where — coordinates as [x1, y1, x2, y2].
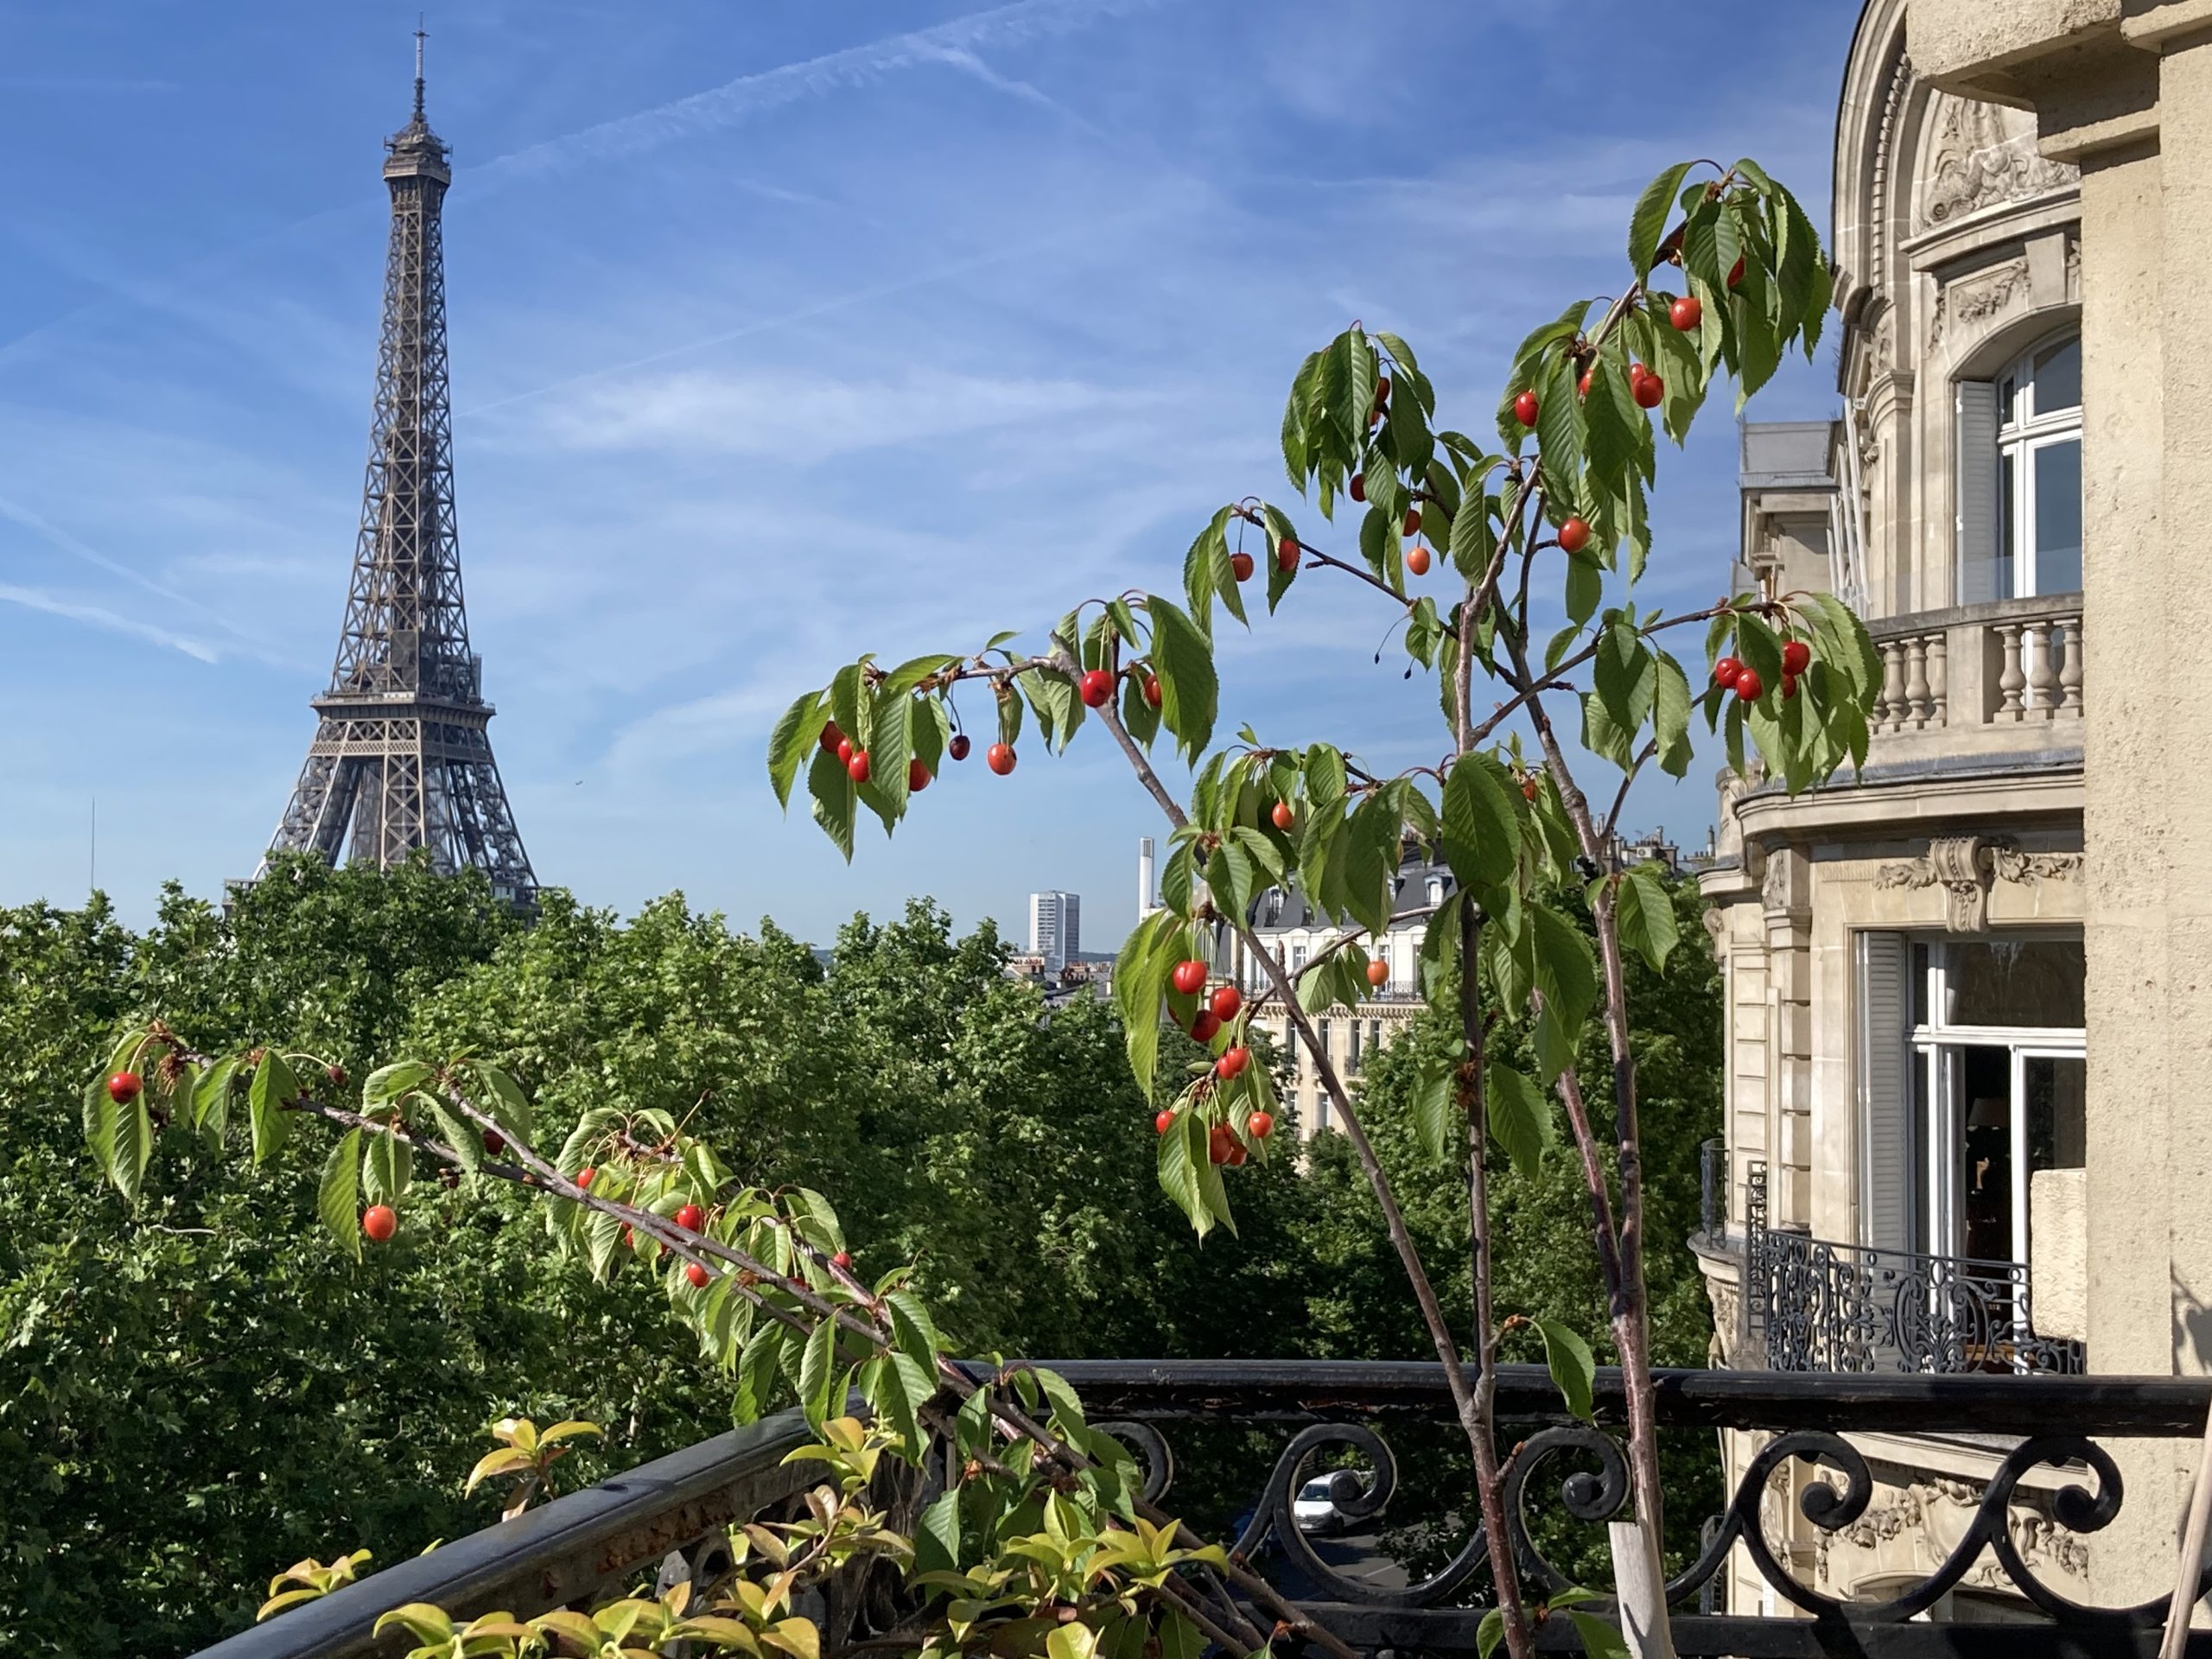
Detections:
[0, 0, 1862, 949]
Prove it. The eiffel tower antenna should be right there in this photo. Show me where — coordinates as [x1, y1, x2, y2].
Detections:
[257, 37, 538, 911]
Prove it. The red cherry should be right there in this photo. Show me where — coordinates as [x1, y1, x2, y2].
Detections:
[986, 743, 1016, 775]
[1577, 369, 1592, 399]
[1712, 656, 1745, 687]
[819, 721, 844, 754]
[674, 1202, 703, 1231]
[1782, 639, 1812, 676]
[1155, 1109, 1176, 1135]
[326, 1064, 347, 1090]
[1207, 1124, 1236, 1166]
[1271, 800, 1295, 831]
[1557, 517, 1591, 555]
[1781, 672, 1801, 700]
[483, 1129, 505, 1155]
[1079, 669, 1115, 708]
[1348, 474, 1366, 503]
[832, 1249, 852, 1269]
[1209, 985, 1242, 1021]
[576, 1166, 596, 1190]
[1402, 508, 1421, 537]
[106, 1071, 141, 1105]
[362, 1205, 397, 1243]
[621, 1224, 634, 1249]
[1726, 255, 1746, 290]
[1143, 675, 1162, 709]
[1171, 958, 1209, 997]
[1669, 295, 1702, 331]
[1216, 1046, 1251, 1080]
[1249, 1111, 1275, 1140]
[1406, 544, 1431, 577]
[685, 1262, 711, 1289]
[908, 757, 931, 792]
[1191, 1010, 1222, 1044]
[1733, 668, 1764, 702]
[1522, 776, 1540, 803]
[949, 734, 972, 762]
[1513, 390, 1539, 426]
[1632, 368, 1664, 410]
[847, 750, 871, 785]
[1366, 958, 1389, 988]
[1228, 1142, 1249, 1166]
[836, 737, 854, 766]
[1374, 375, 1390, 404]
[1276, 536, 1299, 573]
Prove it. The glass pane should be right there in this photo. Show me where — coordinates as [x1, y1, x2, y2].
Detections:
[2032, 440, 2082, 593]
[2024, 1054, 2086, 1171]
[1912, 941, 1930, 1027]
[1960, 1046, 2013, 1264]
[2032, 337, 2082, 413]
[1996, 450, 2018, 600]
[1946, 939, 2085, 1028]
[1999, 373, 2020, 427]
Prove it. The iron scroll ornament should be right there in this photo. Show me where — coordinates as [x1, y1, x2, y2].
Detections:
[1092, 1415, 2212, 1630]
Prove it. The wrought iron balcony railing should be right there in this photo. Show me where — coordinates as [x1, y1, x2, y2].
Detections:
[1732, 1159, 2083, 1376]
[197, 1359, 2212, 1659]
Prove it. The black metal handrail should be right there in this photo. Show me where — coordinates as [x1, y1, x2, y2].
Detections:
[1733, 1159, 2083, 1376]
[201, 1361, 2212, 1658]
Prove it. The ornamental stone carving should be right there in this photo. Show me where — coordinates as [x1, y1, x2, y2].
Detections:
[1813, 1474, 2089, 1590]
[1916, 93, 2077, 232]
[1928, 256, 2031, 352]
[1873, 836, 2082, 932]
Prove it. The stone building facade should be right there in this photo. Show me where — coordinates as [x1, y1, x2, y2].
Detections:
[1697, 0, 2212, 1617]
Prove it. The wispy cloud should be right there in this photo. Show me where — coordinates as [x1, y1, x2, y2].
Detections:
[0, 582, 219, 662]
[474, 0, 1157, 188]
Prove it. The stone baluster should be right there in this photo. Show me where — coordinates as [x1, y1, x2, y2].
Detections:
[1904, 637, 1931, 728]
[1994, 622, 2026, 722]
[2025, 618, 2062, 718]
[1878, 638, 1906, 733]
[2056, 615, 2083, 717]
[1924, 634, 1948, 728]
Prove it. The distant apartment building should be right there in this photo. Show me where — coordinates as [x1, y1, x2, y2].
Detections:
[1027, 891, 1080, 976]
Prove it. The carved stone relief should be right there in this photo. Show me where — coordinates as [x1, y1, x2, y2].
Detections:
[1928, 256, 2031, 353]
[1872, 836, 2082, 932]
[1812, 1473, 2089, 1591]
[1916, 93, 2077, 233]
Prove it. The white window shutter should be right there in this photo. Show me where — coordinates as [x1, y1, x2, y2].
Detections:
[1955, 381, 2002, 604]
[1857, 931, 1913, 1253]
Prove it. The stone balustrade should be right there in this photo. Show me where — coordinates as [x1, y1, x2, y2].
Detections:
[1866, 592, 2082, 736]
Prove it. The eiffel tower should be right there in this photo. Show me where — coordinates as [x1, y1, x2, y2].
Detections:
[258, 32, 537, 910]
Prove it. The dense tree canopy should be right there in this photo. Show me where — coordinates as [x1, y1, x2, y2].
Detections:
[0, 855, 1716, 1654]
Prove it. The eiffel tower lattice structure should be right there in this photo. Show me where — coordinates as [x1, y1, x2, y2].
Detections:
[258, 35, 537, 911]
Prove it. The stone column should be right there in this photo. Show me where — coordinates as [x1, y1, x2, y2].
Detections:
[1912, 0, 2212, 1607]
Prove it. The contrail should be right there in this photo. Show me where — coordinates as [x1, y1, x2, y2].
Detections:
[0, 582, 220, 663]
[474, 0, 1156, 188]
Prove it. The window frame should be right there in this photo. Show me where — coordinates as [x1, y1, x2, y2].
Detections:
[1993, 335, 2082, 600]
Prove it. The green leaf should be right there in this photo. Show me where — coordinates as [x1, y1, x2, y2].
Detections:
[1440, 753, 1521, 890]
[1565, 554, 1603, 626]
[1144, 597, 1217, 764]
[807, 746, 856, 862]
[1652, 652, 1694, 777]
[1282, 351, 1320, 486]
[915, 1488, 963, 1580]
[1477, 1609, 1506, 1659]
[862, 682, 918, 826]
[1562, 1611, 1633, 1659]
[1114, 910, 1178, 1093]
[1343, 328, 1377, 448]
[248, 1051, 297, 1165]
[798, 1316, 837, 1433]
[1529, 902, 1598, 1035]
[364, 1128, 413, 1206]
[1630, 162, 1694, 274]
[1304, 743, 1347, 810]
[1592, 621, 1656, 739]
[1486, 1061, 1552, 1179]
[362, 1060, 433, 1111]
[1410, 1058, 1458, 1162]
[767, 690, 828, 810]
[1343, 792, 1398, 938]
[193, 1055, 237, 1147]
[1535, 1317, 1597, 1420]
[1158, 1111, 1209, 1238]
[734, 1332, 782, 1425]
[319, 1129, 363, 1261]
[1615, 862, 1681, 971]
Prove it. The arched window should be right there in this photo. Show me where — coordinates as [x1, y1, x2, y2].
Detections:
[1956, 335, 2082, 601]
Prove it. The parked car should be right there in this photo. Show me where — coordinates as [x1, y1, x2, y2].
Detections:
[1292, 1476, 1344, 1535]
